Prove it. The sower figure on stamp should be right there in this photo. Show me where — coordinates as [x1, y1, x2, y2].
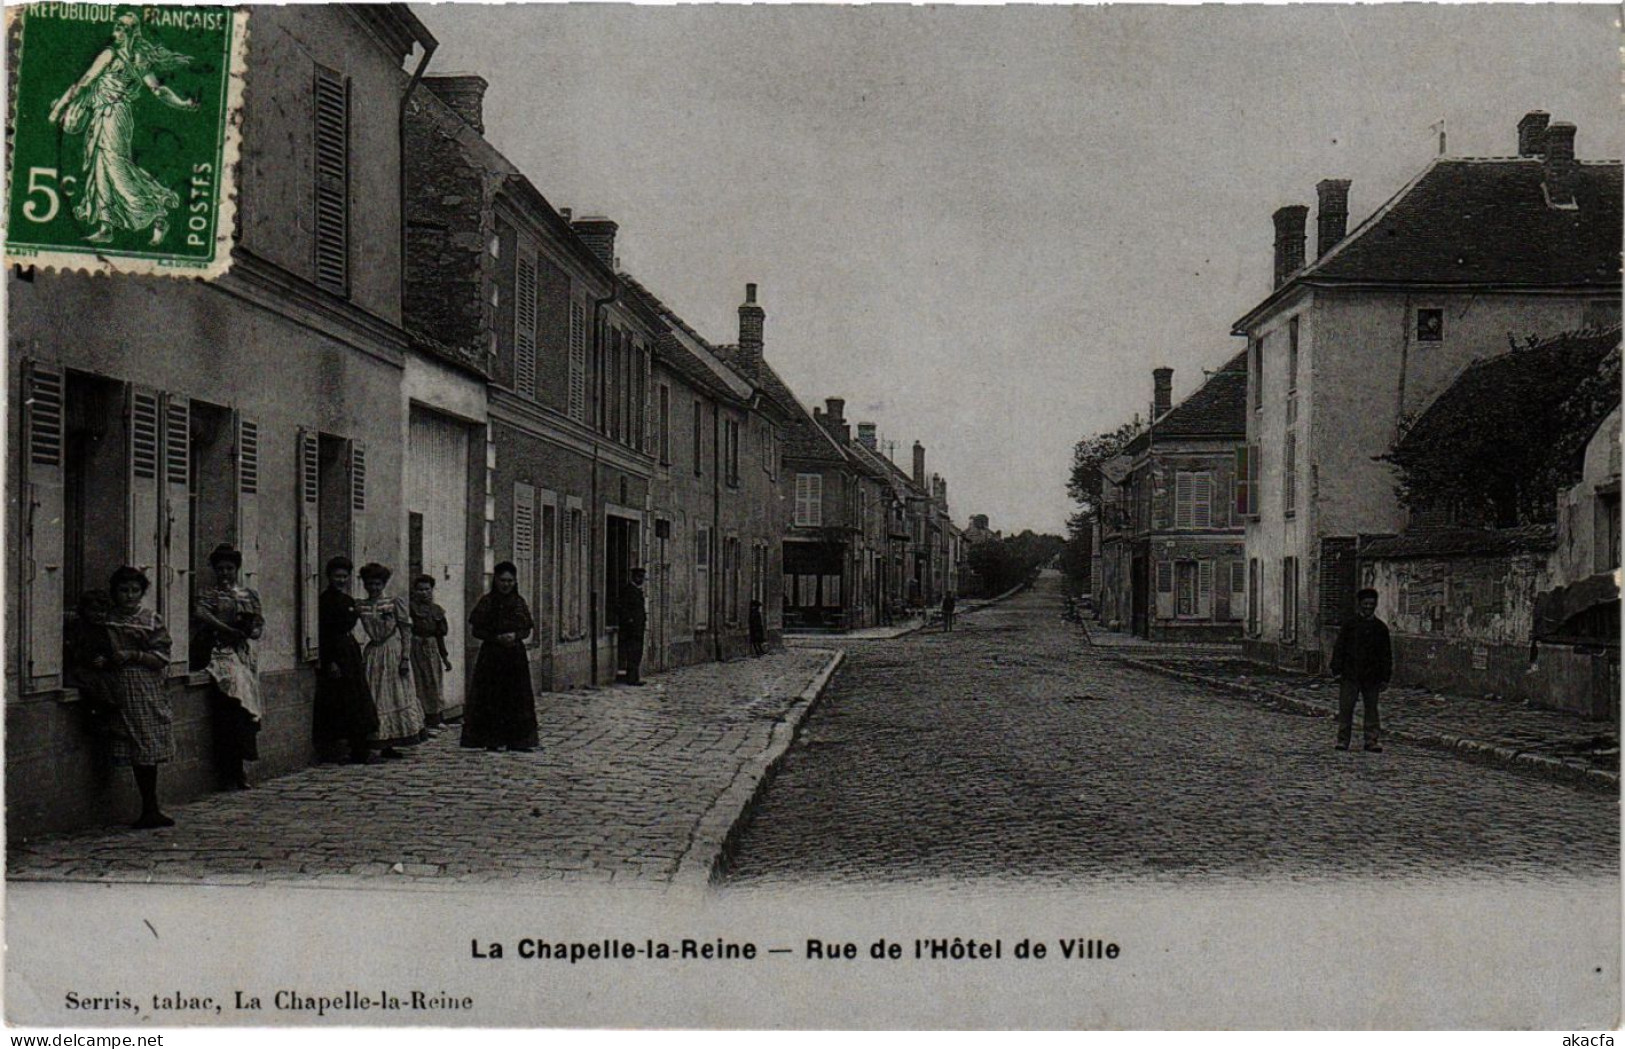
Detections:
[619, 567, 648, 686]
[1330, 587, 1392, 753]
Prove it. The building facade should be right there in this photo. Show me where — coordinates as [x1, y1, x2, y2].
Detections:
[9, 5, 437, 837]
[1233, 113, 1622, 670]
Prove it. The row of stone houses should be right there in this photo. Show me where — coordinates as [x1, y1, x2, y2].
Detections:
[1091, 111, 1620, 716]
[6, 4, 961, 838]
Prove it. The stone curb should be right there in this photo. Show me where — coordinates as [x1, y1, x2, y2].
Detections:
[1111, 654, 1620, 793]
[670, 648, 846, 892]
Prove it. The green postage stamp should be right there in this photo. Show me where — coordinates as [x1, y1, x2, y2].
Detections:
[6, 3, 246, 278]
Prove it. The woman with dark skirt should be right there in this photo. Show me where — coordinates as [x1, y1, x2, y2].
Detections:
[193, 543, 264, 789]
[103, 566, 176, 829]
[314, 557, 380, 764]
[460, 562, 538, 753]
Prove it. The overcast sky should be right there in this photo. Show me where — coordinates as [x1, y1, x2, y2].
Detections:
[414, 3, 1622, 535]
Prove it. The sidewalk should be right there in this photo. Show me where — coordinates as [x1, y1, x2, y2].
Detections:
[6, 648, 842, 892]
[1084, 622, 1619, 789]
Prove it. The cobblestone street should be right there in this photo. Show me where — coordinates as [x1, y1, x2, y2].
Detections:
[7, 650, 836, 889]
[725, 575, 1621, 888]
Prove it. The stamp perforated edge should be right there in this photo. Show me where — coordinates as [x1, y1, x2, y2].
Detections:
[3, 4, 247, 281]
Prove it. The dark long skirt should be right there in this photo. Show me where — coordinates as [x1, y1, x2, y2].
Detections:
[313, 638, 379, 749]
[459, 642, 538, 750]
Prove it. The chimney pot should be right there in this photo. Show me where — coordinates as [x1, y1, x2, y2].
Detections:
[571, 217, 618, 270]
[1152, 367, 1173, 419]
[912, 441, 926, 487]
[1315, 179, 1351, 259]
[424, 74, 489, 134]
[1272, 205, 1309, 288]
[745, 282, 757, 304]
[1518, 111, 1551, 157]
[738, 283, 765, 372]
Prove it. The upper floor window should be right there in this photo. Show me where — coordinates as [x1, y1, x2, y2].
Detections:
[1174, 471, 1214, 530]
[1287, 316, 1300, 391]
[795, 473, 823, 527]
[1416, 308, 1444, 342]
[1250, 335, 1264, 410]
[313, 66, 349, 296]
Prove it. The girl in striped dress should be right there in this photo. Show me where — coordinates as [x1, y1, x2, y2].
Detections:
[103, 566, 176, 829]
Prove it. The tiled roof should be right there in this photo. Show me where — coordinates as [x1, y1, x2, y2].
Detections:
[1394, 325, 1622, 459]
[617, 275, 748, 403]
[1124, 350, 1248, 454]
[1361, 524, 1557, 560]
[1236, 156, 1623, 331]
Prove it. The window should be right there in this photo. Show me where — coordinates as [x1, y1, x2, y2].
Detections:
[725, 537, 741, 623]
[1174, 471, 1214, 530]
[795, 473, 823, 527]
[1234, 445, 1260, 518]
[561, 502, 584, 639]
[1229, 561, 1246, 622]
[822, 573, 842, 608]
[1247, 558, 1260, 636]
[1281, 557, 1299, 643]
[1176, 561, 1198, 617]
[1250, 335, 1263, 410]
[695, 525, 711, 629]
[658, 385, 671, 465]
[1598, 491, 1621, 572]
[725, 419, 740, 487]
[1287, 316, 1300, 391]
[692, 399, 703, 476]
[513, 483, 536, 610]
[1416, 308, 1444, 342]
[1283, 432, 1297, 516]
[313, 66, 349, 296]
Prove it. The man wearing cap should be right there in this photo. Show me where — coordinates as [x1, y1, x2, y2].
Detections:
[619, 567, 648, 686]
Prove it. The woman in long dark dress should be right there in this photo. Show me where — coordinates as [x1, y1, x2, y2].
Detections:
[193, 543, 263, 789]
[313, 556, 380, 764]
[460, 562, 538, 753]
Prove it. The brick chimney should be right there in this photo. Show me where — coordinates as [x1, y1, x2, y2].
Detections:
[738, 283, 765, 373]
[1315, 179, 1351, 259]
[1272, 205, 1308, 288]
[571, 217, 618, 270]
[424, 75, 488, 134]
[857, 422, 878, 451]
[1518, 111, 1550, 157]
[822, 397, 849, 444]
[1543, 122, 1577, 209]
[1152, 367, 1173, 419]
[912, 441, 926, 487]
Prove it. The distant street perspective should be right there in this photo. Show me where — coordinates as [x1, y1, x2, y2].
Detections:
[725, 573, 1620, 887]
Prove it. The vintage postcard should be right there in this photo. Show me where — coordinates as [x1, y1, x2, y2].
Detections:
[4, 3, 245, 278]
[3, 1, 1619, 1035]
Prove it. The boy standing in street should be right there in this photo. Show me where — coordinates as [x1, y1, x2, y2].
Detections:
[1329, 588, 1392, 753]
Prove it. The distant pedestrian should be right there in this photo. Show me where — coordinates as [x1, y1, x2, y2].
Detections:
[618, 567, 648, 685]
[102, 567, 176, 829]
[408, 574, 453, 732]
[193, 543, 264, 790]
[461, 562, 539, 752]
[356, 563, 423, 759]
[1330, 588, 1393, 753]
[941, 592, 957, 632]
[749, 599, 767, 657]
[314, 557, 380, 765]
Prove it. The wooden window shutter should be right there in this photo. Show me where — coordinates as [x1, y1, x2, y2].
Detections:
[1198, 560, 1214, 619]
[235, 416, 260, 585]
[1248, 443, 1261, 516]
[515, 257, 538, 399]
[160, 394, 191, 673]
[1174, 472, 1194, 529]
[22, 361, 66, 689]
[1192, 473, 1213, 530]
[1284, 432, 1297, 513]
[568, 300, 587, 422]
[513, 482, 536, 610]
[348, 440, 368, 571]
[298, 429, 321, 660]
[127, 386, 162, 582]
[313, 67, 350, 295]
[1233, 445, 1249, 519]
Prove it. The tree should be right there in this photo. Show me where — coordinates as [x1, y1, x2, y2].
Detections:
[1062, 420, 1142, 594]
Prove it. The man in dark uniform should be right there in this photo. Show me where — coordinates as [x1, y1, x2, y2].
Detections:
[1329, 588, 1393, 752]
[619, 567, 648, 686]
